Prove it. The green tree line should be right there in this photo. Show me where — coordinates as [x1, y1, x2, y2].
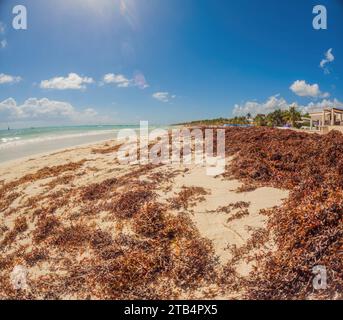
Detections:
[177, 106, 308, 128]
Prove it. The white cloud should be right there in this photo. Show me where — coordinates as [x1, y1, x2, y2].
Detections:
[233, 95, 289, 116]
[40, 73, 94, 90]
[152, 92, 176, 103]
[232, 95, 343, 117]
[102, 72, 149, 89]
[0, 97, 108, 124]
[0, 73, 22, 84]
[290, 80, 329, 98]
[103, 73, 131, 87]
[297, 99, 343, 114]
[320, 48, 335, 74]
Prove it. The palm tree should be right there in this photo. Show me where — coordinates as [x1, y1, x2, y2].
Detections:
[267, 109, 284, 127]
[284, 105, 302, 128]
[254, 114, 267, 126]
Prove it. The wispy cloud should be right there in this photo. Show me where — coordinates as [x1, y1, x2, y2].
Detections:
[102, 72, 149, 89]
[0, 73, 22, 84]
[0, 39, 7, 49]
[40, 73, 94, 90]
[0, 22, 5, 34]
[290, 80, 329, 98]
[320, 48, 335, 74]
[152, 92, 176, 103]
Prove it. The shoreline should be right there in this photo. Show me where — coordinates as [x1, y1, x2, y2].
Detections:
[0, 136, 120, 169]
[0, 124, 176, 164]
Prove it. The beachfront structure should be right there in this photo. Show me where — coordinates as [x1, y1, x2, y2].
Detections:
[309, 107, 343, 133]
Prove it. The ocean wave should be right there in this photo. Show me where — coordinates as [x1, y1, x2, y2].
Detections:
[1, 137, 21, 143]
[0, 129, 121, 150]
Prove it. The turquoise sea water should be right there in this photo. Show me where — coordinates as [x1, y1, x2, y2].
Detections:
[0, 125, 157, 163]
[0, 125, 138, 145]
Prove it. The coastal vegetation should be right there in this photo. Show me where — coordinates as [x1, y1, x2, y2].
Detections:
[177, 106, 307, 128]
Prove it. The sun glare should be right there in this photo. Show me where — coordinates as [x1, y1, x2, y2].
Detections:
[76, 0, 116, 13]
[63, 0, 138, 28]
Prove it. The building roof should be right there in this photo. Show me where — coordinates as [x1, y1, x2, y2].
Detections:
[309, 107, 343, 115]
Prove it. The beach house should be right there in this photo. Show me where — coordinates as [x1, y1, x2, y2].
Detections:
[309, 107, 343, 133]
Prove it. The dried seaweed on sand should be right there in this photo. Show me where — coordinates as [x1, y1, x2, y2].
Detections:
[227, 209, 250, 223]
[218, 127, 343, 299]
[169, 186, 209, 210]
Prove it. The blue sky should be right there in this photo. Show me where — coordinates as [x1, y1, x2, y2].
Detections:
[0, 0, 342, 128]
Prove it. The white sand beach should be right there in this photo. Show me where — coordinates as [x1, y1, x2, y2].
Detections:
[0, 137, 289, 299]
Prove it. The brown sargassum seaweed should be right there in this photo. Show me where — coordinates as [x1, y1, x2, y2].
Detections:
[222, 127, 342, 300]
[0, 161, 217, 299]
[0, 127, 342, 300]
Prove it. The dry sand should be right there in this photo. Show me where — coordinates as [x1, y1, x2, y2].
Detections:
[0, 139, 289, 299]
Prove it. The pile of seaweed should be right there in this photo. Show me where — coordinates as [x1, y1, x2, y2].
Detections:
[0, 162, 218, 299]
[219, 127, 342, 299]
[0, 127, 342, 300]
